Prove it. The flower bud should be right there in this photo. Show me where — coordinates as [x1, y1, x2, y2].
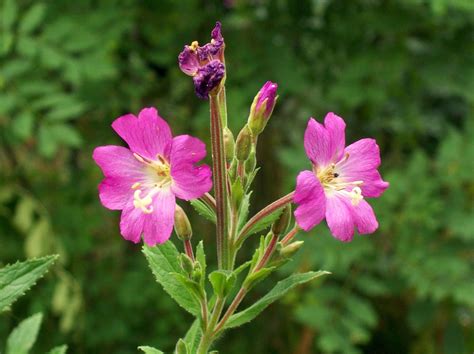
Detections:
[248, 81, 278, 136]
[179, 253, 195, 275]
[174, 206, 192, 241]
[271, 204, 292, 236]
[235, 125, 252, 162]
[223, 127, 235, 162]
[245, 148, 256, 174]
[279, 240, 304, 258]
[175, 338, 189, 354]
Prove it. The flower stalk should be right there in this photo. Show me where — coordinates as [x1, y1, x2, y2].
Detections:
[235, 191, 295, 247]
[210, 93, 230, 269]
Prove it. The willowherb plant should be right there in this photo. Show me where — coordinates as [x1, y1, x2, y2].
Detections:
[93, 22, 388, 354]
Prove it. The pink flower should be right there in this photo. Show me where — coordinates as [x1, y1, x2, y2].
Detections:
[294, 113, 389, 242]
[93, 107, 212, 246]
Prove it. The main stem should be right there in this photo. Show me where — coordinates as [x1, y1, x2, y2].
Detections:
[210, 93, 230, 269]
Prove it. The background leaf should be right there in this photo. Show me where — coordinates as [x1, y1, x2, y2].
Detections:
[6, 313, 43, 354]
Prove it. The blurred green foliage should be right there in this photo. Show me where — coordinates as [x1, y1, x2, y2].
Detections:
[0, 0, 473, 353]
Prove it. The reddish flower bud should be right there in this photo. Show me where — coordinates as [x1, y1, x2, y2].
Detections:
[248, 81, 278, 136]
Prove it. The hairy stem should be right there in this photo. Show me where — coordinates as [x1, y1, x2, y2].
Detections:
[197, 296, 225, 354]
[210, 93, 230, 269]
[235, 191, 294, 247]
[200, 192, 217, 212]
[280, 225, 301, 246]
[183, 239, 195, 262]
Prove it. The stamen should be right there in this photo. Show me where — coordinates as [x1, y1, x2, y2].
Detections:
[350, 187, 363, 206]
[131, 182, 141, 189]
[133, 190, 154, 214]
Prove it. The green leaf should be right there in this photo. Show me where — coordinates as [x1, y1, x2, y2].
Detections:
[183, 319, 201, 353]
[225, 271, 329, 329]
[195, 241, 206, 287]
[137, 346, 163, 354]
[237, 192, 252, 231]
[19, 3, 47, 34]
[11, 111, 34, 140]
[143, 242, 200, 315]
[244, 207, 284, 237]
[190, 199, 216, 224]
[6, 313, 43, 354]
[46, 345, 68, 354]
[2, 0, 18, 31]
[0, 255, 58, 311]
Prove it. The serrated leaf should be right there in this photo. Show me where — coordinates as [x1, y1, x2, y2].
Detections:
[190, 199, 216, 224]
[225, 271, 329, 329]
[46, 345, 68, 354]
[6, 312, 43, 354]
[0, 255, 58, 311]
[244, 207, 284, 237]
[137, 346, 164, 354]
[143, 242, 200, 315]
[19, 3, 47, 34]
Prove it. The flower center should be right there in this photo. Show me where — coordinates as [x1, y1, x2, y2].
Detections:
[131, 153, 172, 214]
[314, 154, 364, 206]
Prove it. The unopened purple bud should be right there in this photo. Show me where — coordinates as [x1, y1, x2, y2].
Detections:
[248, 81, 278, 135]
[178, 43, 200, 76]
[192, 60, 225, 99]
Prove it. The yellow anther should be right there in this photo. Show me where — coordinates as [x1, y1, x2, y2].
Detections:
[191, 41, 199, 50]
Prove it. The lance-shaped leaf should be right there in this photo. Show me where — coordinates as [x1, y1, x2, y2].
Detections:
[138, 346, 164, 354]
[143, 242, 200, 315]
[224, 271, 329, 329]
[190, 199, 216, 224]
[0, 255, 58, 312]
[244, 207, 284, 237]
[46, 345, 68, 354]
[6, 312, 43, 354]
[183, 319, 201, 353]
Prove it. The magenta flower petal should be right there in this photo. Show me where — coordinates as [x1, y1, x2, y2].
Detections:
[351, 199, 378, 234]
[111, 107, 172, 160]
[170, 135, 212, 200]
[178, 45, 200, 76]
[325, 194, 354, 242]
[304, 118, 332, 168]
[142, 190, 176, 246]
[324, 112, 346, 162]
[93, 145, 143, 179]
[98, 177, 134, 210]
[294, 170, 326, 231]
[93, 146, 144, 210]
[339, 138, 382, 173]
[120, 201, 147, 244]
[345, 170, 389, 198]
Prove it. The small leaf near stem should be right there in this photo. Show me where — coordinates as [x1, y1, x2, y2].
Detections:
[235, 192, 294, 247]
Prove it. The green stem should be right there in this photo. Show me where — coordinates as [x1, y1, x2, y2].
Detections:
[210, 93, 230, 269]
[197, 296, 225, 354]
[214, 233, 280, 334]
[235, 192, 294, 248]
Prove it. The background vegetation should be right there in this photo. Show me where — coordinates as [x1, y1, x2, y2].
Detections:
[0, 0, 473, 353]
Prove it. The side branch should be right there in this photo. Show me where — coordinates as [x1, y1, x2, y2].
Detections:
[235, 191, 294, 246]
